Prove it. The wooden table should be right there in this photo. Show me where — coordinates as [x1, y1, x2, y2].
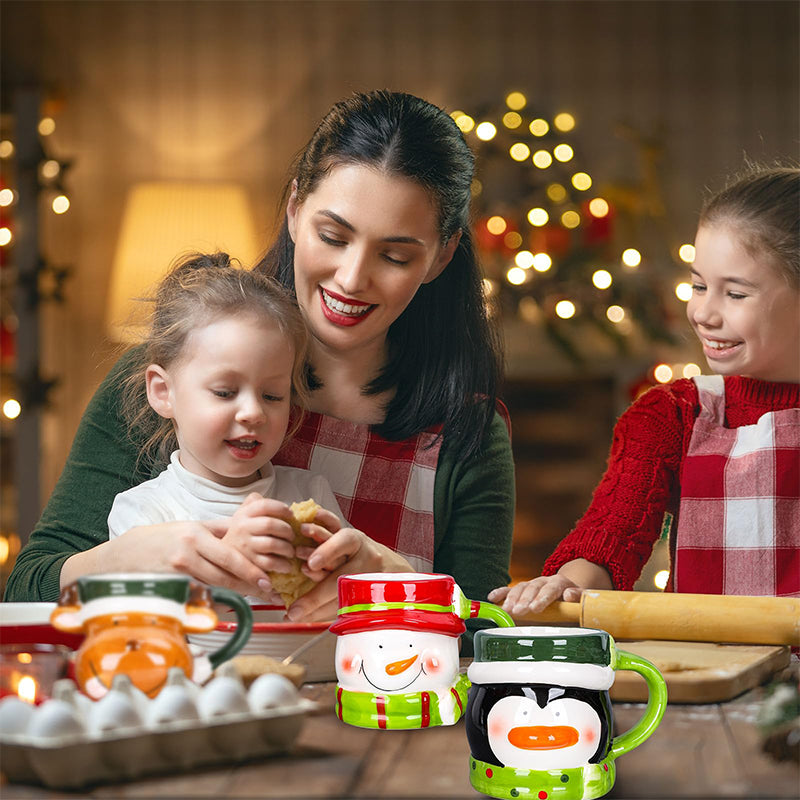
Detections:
[2, 682, 797, 799]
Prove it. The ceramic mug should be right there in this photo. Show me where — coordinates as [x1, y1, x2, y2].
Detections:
[465, 626, 667, 800]
[330, 572, 514, 729]
[50, 573, 253, 699]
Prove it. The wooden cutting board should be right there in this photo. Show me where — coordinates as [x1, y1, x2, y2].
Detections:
[609, 640, 790, 704]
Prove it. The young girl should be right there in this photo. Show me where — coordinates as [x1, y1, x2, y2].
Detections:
[108, 252, 346, 598]
[7, 91, 513, 632]
[490, 166, 800, 615]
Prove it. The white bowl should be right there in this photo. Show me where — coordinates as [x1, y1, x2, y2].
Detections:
[188, 607, 336, 683]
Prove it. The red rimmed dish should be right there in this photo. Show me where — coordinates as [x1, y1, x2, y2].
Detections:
[0, 603, 84, 650]
[188, 606, 336, 683]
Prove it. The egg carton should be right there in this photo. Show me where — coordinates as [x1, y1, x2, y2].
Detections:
[0, 664, 316, 789]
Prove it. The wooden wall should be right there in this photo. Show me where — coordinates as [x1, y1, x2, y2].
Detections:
[2, 0, 798, 534]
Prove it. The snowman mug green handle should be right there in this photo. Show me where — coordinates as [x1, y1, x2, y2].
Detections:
[330, 572, 514, 729]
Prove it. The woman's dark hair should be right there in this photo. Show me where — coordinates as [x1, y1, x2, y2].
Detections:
[255, 90, 503, 459]
[700, 165, 799, 288]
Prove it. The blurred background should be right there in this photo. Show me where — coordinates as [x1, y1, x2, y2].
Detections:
[1, 0, 798, 594]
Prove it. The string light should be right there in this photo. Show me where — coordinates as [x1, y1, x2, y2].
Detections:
[510, 142, 531, 161]
[0, 227, 12, 246]
[506, 267, 528, 285]
[683, 363, 702, 378]
[505, 91, 527, 110]
[52, 195, 70, 214]
[503, 112, 523, 129]
[529, 118, 549, 136]
[606, 305, 625, 323]
[654, 570, 669, 590]
[0, 189, 14, 207]
[592, 269, 612, 289]
[532, 253, 552, 272]
[588, 198, 609, 217]
[486, 216, 507, 235]
[553, 144, 574, 162]
[553, 112, 576, 132]
[678, 243, 696, 263]
[532, 150, 553, 169]
[571, 172, 592, 191]
[3, 399, 21, 419]
[475, 122, 497, 141]
[515, 250, 535, 269]
[38, 117, 56, 136]
[0, 140, 14, 158]
[675, 282, 693, 301]
[527, 208, 549, 227]
[555, 300, 576, 319]
[504, 231, 523, 249]
[453, 113, 475, 133]
[41, 159, 61, 179]
[654, 364, 673, 383]
[0, 536, 9, 565]
[561, 210, 580, 229]
[622, 248, 642, 267]
[546, 183, 567, 202]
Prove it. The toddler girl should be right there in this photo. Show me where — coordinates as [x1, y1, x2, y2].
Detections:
[491, 166, 800, 615]
[108, 252, 346, 599]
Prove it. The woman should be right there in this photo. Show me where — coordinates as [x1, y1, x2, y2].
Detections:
[5, 91, 514, 624]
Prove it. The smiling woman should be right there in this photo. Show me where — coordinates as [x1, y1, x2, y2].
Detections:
[5, 91, 513, 645]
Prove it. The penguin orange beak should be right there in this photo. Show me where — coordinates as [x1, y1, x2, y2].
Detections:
[385, 654, 418, 675]
[507, 725, 579, 750]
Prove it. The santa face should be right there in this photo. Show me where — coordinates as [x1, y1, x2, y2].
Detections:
[486, 687, 604, 770]
[335, 629, 460, 694]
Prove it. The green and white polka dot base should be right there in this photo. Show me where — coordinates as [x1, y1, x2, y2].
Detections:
[469, 755, 616, 800]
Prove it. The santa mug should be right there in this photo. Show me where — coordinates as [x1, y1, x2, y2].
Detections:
[330, 572, 514, 729]
[465, 626, 667, 800]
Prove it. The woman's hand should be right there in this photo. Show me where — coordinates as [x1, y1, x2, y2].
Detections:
[487, 559, 613, 616]
[60, 518, 281, 603]
[285, 510, 413, 622]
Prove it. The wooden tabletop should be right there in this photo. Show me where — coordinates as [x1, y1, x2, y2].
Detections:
[2, 681, 798, 799]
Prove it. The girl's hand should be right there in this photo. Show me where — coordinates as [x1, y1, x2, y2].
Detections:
[488, 575, 583, 616]
[286, 515, 413, 622]
[223, 493, 297, 574]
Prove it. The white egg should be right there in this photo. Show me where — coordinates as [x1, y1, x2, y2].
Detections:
[247, 674, 299, 713]
[197, 676, 249, 721]
[0, 696, 36, 736]
[28, 698, 86, 742]
[87, 690, 143, 737]
[145, 685, 199, 727]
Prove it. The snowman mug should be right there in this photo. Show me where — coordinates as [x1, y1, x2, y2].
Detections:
[330, 572, 514, 729]
[466, 626, 667, 800]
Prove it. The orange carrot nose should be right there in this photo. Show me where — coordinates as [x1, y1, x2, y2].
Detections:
[507, 725, 579, 750]
[385, 655, 418, 675]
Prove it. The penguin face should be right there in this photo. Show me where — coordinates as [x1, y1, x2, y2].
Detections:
[336, 629, 460, 694]
[486, 687, 602, 769]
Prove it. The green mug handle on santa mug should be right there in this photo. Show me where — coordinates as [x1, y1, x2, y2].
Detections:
[608, 649, 668, 759]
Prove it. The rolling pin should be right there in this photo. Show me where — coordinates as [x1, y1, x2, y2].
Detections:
[511, 590, 800, 646]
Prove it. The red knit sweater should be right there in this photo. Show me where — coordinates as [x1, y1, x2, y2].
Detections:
[541, 376, 800, 590]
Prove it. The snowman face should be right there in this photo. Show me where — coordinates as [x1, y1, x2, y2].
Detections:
[336, 629, 460, 694]
[486, 688, 602, 769]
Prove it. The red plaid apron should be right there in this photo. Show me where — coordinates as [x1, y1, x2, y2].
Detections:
[675, 375, 800, 596]
[273, 411, 443, 572]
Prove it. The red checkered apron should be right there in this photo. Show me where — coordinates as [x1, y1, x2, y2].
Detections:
[273, 411, 443, 572]
[675, 375, 800, 596]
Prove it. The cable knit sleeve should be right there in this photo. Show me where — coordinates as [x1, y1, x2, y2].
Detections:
[542, 381, 698, 590]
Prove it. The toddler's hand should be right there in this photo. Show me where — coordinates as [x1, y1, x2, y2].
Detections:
[488, 575, 583, 616]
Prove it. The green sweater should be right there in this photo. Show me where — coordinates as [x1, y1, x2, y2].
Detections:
[5, 350, 515, 624]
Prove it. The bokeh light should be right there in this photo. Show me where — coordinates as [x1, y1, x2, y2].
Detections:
[561, 210, 580, 229]
[553, 144, 574, 162]
[506, 91, 527, 110]
[529, 118, 549, 136]
[592, 269, 613, 289]
[476, 122, 498, 141]
[532, 150, 553, 169]
[555, 300, 576, 319]
[554, 112, 576, 131]
[547, 183, 567, 202]
[507, 267, 528, 285]
[675, 282, 693, 302]
[503, 112, 523, 129]
[527, 208, 549, 227]
[486, 216, 507, 235]
[606, 305, 625, 323]
[571, 172, 592, 191]
[683, 363, 702, 378]
[532, 253, 552, 272]
[588, 198, 609, 217]
[622, 248, 642, 267]
[515, 250, 535, 269]
[510, 142, 531, 161]
[3, 399, 21, 419]
[52, 195, 70, 214]
[678, 243, 696, 263]
[654, 364, 674, 383]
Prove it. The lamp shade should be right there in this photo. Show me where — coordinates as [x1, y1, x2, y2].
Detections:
[106, 182, 261, 342]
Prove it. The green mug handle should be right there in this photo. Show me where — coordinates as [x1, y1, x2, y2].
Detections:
[456, 588, 515, 628]
[609, 649, 668, 760]
[206, 587, 254, 669]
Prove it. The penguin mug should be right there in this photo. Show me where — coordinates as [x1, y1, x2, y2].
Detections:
[466, 627, 667, 800]
[330, 573, 514, 729]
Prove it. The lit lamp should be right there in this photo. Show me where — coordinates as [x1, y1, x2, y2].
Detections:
[106, 182, 261, 342]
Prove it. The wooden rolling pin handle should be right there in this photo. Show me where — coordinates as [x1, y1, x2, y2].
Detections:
[511, 600, 582, 625]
